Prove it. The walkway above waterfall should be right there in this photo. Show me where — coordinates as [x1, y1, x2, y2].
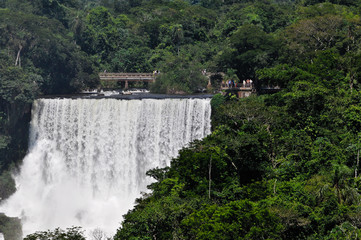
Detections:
[99, 72, 156, 89]
[99, 73, 156, 82]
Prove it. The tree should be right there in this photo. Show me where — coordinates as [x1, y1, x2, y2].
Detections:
[182, 200, 283, 240]
[0, 9, 99, 94]
[218, 24, 279, 80]
[79, 6, 127, 60]
[282, 14, 347, 62]
[24, 227, 86, 240]
[150, 50, 208, 94]
[257, 64, 318, 88]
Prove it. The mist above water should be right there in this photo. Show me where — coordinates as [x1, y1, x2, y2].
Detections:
[0, 98, 211, 238]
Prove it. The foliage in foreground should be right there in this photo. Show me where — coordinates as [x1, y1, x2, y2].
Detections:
[116, 85, 361, 239]
[115, 5, 361, 233]
[24, 227, 85, 240]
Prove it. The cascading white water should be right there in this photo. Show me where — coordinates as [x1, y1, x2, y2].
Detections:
[0, 98, 211, 238]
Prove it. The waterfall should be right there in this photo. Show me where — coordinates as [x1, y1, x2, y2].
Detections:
[0, 98, 211, 238]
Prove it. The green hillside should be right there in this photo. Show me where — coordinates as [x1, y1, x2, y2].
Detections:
[1, 0, 361, 239]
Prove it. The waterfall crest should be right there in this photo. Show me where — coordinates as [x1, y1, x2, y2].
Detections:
[0, 98, 211, 237]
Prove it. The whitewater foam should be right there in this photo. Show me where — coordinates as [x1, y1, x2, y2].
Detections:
[0, 98, 211, 238]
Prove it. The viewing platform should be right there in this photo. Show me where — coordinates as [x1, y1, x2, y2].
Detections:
[220, 82, 255, 97]
[221, 83, 281, 97]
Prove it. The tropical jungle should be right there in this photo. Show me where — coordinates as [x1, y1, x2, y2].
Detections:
[1, 0, 361, 239]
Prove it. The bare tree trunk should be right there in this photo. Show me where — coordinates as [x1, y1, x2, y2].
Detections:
[273, 179, 277, 195]
[15, 45, 22, 67]
[209, 156, 212, 199]
[355, 149, 359, 178]
[350, 77, 353, 94]
[91, 228, 105, 240]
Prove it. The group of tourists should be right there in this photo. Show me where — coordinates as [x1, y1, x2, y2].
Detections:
[226, 80, 236, 88]
[243, 79, 253, 88]
[153, 70, 161, 75]
[224, 79, 253, 88]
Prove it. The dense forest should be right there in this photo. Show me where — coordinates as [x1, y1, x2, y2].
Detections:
[2, 0, 361, 239]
